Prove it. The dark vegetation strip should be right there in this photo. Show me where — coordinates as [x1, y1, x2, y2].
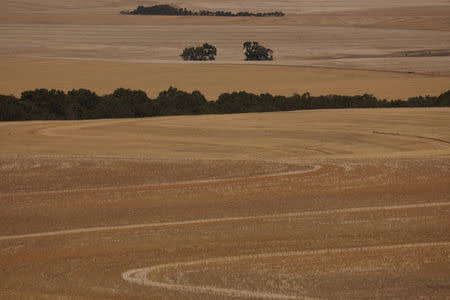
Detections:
[0, 88, 449, 121]
[120, 5, 285, 17]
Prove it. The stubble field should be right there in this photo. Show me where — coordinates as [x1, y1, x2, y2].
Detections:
[0, 0, 449, 98]
[0, 108, 449, 298]
[1, 0, 450, 298]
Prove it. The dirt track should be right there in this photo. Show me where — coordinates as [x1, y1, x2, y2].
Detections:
[0, 108, 449, 298]
[122, 241, 450, 299]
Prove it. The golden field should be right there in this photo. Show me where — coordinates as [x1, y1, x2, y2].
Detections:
[1, 108, 449, 298]
[2, 56, 450, 99]
[0, 1, 449, 97]
[1, 0, 450, 298]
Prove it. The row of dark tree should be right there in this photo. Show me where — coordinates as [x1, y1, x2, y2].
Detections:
[121, 5, 285, 17]
[1, 88, 449, 121]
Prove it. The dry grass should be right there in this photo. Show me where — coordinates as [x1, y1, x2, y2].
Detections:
[2, 0, 449, 14]
[1, 0, 450, 298]
[1, 2, 449, 95]
[2, 6, 450, 31]
[0, 109, 449, 298]
[1, 108, 449, 160]
[1, 21, 449, 74]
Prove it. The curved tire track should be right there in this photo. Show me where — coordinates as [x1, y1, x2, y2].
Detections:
[122, 241, 450, 299]
[0, 165, 323, 197]
[1, 201, 448, 241]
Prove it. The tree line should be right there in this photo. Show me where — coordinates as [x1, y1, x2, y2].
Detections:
[1, 88, 449, 121]
[121, 5, 285, 17]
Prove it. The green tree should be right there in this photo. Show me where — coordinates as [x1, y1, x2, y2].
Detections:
[156, 87, 209, 115]
[21, 89, 81, 120]
[113, 88, 155, 117]
[243, 41, 273, 61]
[0, 95, 25, 121]
[180, 43, 217, 61]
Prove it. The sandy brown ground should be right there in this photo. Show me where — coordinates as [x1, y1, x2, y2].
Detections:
[0, 108, 449, 298]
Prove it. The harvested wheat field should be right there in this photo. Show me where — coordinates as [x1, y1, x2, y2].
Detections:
[0, 108, 449, 298]
[1, 0, 450, 96]
[1, 0, 450, 298]
[2, 56, 450, 99]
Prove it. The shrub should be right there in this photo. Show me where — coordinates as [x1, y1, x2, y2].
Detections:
[243, 41, 273, 61]
[180, 43, 217, 61]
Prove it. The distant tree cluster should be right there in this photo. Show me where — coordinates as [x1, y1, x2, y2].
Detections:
[180, 42, 272, 61]
[121, 5, 285, 17]
[243, 41, 273, 61]
[180, 43, 217, 61]
[1, 88, 449, 121]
